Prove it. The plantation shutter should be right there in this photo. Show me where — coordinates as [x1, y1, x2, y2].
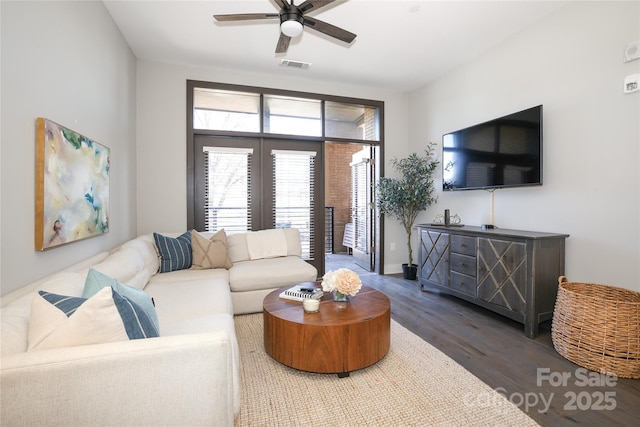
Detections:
[203, 146, 253, 233]
[271, 150, 316, 260]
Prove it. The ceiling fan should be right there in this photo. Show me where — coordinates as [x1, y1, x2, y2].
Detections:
[213, 0, 357, 54]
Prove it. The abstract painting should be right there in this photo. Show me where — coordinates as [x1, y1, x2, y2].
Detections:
[35, 118, 110, 250]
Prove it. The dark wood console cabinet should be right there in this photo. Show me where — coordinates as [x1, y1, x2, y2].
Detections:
[417, 225, 569, 338]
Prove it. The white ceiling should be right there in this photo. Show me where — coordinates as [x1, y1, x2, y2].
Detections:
[104, 0, 568, 92]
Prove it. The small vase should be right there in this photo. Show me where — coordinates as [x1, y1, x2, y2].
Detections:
[333, 290, 349, 302]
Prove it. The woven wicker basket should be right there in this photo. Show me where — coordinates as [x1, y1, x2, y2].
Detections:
[551, 276, 640, 379]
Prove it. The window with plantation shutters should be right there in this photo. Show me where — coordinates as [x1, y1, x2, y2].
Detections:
[271, 150, 316, 260]
[203, 146, 253, 233]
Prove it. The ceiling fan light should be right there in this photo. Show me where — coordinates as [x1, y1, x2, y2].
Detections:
[281, 20, 303, 38]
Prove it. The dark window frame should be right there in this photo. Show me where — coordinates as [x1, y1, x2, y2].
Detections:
[186, 80, 386, 274]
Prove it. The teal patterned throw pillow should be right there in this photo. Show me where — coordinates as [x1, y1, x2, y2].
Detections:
[82, 268, 159, 333]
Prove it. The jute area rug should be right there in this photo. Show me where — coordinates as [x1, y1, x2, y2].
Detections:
[233, 313, 538, 426]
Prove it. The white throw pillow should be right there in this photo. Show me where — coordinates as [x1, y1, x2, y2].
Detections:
[245, 229, 288, 260]
[28, 287, 158, 351]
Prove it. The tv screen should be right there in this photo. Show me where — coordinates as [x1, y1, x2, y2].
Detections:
[442, 105, 542, 191]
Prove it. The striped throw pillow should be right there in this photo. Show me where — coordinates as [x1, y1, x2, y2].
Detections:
[153, 231, 192, 272]
[28, 287, 159, 351]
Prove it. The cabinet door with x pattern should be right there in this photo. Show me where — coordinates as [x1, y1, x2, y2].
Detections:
[477, 237, 527, 313]
[419, 229, 450, 287]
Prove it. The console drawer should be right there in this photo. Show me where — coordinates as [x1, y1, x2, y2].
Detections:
[451, 271, 476, 297]
[450, 253, 476, 277]
[451, 235, 476, 256]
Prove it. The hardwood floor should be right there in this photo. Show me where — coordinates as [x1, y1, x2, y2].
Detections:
[361, 272, 640, 427]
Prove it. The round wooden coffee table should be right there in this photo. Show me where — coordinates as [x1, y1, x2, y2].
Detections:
[263, 284, 390, 377]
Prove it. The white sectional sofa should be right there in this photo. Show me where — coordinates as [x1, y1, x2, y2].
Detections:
[0, 228, 317, 426]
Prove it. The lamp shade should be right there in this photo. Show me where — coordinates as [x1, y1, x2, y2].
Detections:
[281, 20, 303, 38]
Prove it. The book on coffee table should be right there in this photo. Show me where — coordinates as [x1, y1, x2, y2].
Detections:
[279, 284, 324, 302]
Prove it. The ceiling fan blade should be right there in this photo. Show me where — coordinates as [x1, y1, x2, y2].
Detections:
[274, 0, 291, 11]
[276, 33, 291, 54]
[214, 13, 279, 22]
[303, 16, 356, 44]
[298, 0, 336, 14]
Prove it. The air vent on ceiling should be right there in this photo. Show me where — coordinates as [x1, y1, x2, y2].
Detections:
[280, 59, 311, 70]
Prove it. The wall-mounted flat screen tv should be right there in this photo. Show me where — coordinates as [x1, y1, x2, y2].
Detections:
[442, 105, 542, 191]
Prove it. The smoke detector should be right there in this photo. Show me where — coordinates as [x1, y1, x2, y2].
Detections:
[280, 59, 311, 70]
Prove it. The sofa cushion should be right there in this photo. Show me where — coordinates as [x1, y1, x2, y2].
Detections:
[160, 313, 234, 337]
[245, 229, 287, 260]
[229, 256, 318, 292]
[0, 294, 34, 357]
[154, 231, 192, 273]
[282, 227, 303, 257]
[28, 287, 159, 351]
[227, 232, 250, 263]
[1, 253, 109, 309]
[147, 268, 228, 284]
[191, 230, 232, 270]
[120, 235, 161, 280]
[227, 228, 303, 263]
[92, 247, 148, 289]
[82, 268, 159, 333]
[145, 276, 233, 324]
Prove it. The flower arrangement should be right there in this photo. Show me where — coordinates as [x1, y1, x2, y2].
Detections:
[322, 268, 362, 298]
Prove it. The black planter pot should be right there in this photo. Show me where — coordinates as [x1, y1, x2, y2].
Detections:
[402, 263, 418, 280]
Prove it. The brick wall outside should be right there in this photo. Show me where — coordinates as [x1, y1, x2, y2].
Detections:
[325, 143, 361, 253]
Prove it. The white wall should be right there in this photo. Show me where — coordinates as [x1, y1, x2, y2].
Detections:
[5, 1, 635, 295]
[409, 1, 639, 290]
[135, 60, 410, 273]
[0, 1, 137, 295]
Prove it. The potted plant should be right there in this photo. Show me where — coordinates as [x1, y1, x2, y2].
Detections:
[376, 143, 439, 280]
